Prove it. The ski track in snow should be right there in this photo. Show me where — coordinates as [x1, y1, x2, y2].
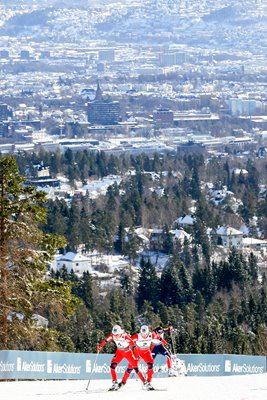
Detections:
[1, 374, 267, 400]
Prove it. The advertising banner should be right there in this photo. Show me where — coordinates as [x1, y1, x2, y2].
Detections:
[0, 350, 266, 380]
[178, 354, 266, 376]
[223, 354, 266, 375]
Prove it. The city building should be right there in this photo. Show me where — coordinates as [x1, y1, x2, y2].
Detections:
[0, 50, 9, 59]
[0, 103, 12, 121]
[87, 82, 121, 125]
[0, 122, 9, 138]
[159, 51, 186, 66]
[98, 49, 115, 62]
[153, 107, 174, 127]
[20, 50, 30, 60]
[229, 98, 262, 116]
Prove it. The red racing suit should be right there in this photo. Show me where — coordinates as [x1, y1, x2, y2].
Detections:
[121, 331, 164, 383]
[98, 332, 145, 383]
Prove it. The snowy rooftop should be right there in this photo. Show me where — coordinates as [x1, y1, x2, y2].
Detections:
[243, 237, 267, 246]
[59, 252, 91, 263]
[216, 226, 243, 236]
[177, 215, 195, 226]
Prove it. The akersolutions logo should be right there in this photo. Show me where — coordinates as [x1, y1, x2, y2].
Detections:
[16, 357, 45, 372]
[224, 360, 232, 372]
[86, 360, 92, 373]
[186, 362, 220, 374]
[225, 359, 264, 374]
[47, 360, 53, 374]
[232, 363, 264, 374]
[46, 359, 81, 375]
[17, 357, 22, 371]
[0, 360, 15, 372]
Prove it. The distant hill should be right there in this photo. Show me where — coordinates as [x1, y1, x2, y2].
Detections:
[202, 5, 262, 26]
[203, 6, 238, 22]
[3, 9, 50, 30]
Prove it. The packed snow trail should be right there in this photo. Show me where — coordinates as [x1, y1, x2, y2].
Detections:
[1, 374, 267, 400]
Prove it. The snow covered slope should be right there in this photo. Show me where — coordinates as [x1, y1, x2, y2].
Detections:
[1, 373, 267, 400]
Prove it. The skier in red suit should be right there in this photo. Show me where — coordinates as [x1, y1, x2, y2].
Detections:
[97, 324, 146, 391]
[119, 325, 164, 390]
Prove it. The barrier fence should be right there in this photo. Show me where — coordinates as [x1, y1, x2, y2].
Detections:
[0, 350, 266, 380]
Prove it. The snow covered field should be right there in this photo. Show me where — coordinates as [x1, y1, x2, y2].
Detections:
[1, 373, 267, 400]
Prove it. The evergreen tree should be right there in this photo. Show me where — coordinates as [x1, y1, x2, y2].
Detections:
[107, 154, 119, 175]
[162, 224, 174, 255]
[178, 262, 193, 305]
[74, 271, 94, 311]
[124, 228, 139, 264]
[246, 159, 259, 195]
[193, 216, 211, 264]
[248, 252, 258, 282]
[48, 150, 62, 176]
[190, 166, 201, 200]
[0, 156, 77, 349]
[137, 258, 160, 311]
[79, 198, 94, 252]
[45, 198, 68, 236]
[66, 198, 82, 251]
[160, 261, 181, 307]
[120, 270, 133, 296]
[114, 222, 126, 254]
[223, 161, 231, 188]
[96, 151, 108, 178]
[194, 291, 206, 322]
[152, 153, 162, 173]
[180, 236, 192, 269]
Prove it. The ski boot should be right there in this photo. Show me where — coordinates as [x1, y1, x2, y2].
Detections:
[168, 368, 177, 377]
[108, 381, 119, 391]
[143, 381, 155, 391]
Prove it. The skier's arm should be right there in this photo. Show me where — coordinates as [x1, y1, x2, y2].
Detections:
[161, 338, 167, 346]
[97, 333, 113, 352]
[152, 332, 166, 345]
[125, 333, 135, 347]
[163, 323, 175, 335]
[130, 334, 140, 358]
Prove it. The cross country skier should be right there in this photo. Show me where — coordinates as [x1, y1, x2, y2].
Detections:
[152, 323, 175, 376]
[118, 325, 163, 391]
[97, 324, 146, 391]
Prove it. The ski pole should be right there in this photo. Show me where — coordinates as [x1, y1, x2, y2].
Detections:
[170, 331, 176, 355]
[155, 363, 163, 378]
[85, 351, 100, 391]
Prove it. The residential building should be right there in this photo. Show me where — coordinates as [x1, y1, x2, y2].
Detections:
[176, 214, 196, 226]
[52, 252, 93, 274]
[214, 226, 243, 249]
[242, 237, 267, 253]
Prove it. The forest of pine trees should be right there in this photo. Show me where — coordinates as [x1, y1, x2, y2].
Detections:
[1, 149, 267, 355]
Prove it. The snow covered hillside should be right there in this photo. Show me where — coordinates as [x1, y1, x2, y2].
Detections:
[2, 373, 267, 400]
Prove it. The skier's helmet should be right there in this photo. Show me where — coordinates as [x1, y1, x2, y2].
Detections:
[140, 325, 149, 336]
[112, 324, 122, 336]
[154, 326, 163, 334]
